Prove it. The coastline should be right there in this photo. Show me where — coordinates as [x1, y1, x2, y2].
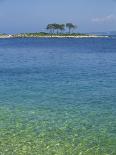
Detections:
[0, 34, 110, 39]
[0, 35, 13, 39]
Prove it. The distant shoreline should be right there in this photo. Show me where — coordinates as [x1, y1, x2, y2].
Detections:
[0, 34, 110, 39]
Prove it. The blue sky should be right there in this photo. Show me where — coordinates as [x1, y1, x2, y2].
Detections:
[0, 0, 116, 33]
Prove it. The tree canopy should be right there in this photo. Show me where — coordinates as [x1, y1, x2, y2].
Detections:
[66, 23, 77, 34]
[46, 23, 77, 34]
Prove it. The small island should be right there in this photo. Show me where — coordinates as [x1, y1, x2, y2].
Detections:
[0, 23, 109, 39]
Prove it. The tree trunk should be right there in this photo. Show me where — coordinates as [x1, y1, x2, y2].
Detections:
[69, 28, 71, 34]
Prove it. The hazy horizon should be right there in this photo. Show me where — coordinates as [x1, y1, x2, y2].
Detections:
[0, 0, 116, 34]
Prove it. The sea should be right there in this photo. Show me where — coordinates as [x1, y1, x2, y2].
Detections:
[0, 38, 116, 155]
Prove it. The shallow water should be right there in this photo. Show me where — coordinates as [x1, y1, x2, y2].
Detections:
[0, 38, 116, 155]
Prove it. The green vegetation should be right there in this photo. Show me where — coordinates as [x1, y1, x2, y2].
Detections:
[12, 23, 79, 38]
[46, 23, 77, 34]
[66, 23, 77, 34]
[46, 24, 65, 34]
[0, 23, 109, 38]
[13, 32, 89, 38]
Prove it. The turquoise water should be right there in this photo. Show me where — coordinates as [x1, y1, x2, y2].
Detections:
[0, 38, 116, 155]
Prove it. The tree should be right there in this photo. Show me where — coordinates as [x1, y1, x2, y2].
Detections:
[46, 23, 60, 34]
[52, 24, 59, 34]
[59, 24, 65, 33]
[53, 24, 65, 34]
[47, 24, 65, 34]
[66, 23, 77, 34]
[46, 24, 55, 34]
[47, 23, 77, 35]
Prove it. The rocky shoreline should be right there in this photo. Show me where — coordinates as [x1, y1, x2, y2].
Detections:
[0, 35, 13, 38]
[0, 34, 109, 39]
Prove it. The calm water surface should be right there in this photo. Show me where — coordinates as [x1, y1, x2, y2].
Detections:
[0, 38, 116, 155]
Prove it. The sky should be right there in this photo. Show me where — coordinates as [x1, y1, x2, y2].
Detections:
[0, 0, 116, 33]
